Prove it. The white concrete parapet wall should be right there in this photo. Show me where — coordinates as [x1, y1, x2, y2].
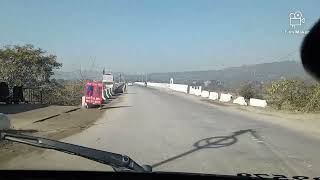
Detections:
[249, 98, 267, 107]
[189, 86, 202, 96]
[233, 96, 247, 106]
[169, 84, 188, 93]
[219, 93, 232, 102]
[195, 87, 202, 96]
[147, 82, 169, 89]
[134, 82, 145, 86]
[0, 113, 11, 130]
[135, 82, 187, 93]
[201, 91, 209, 98]
[189, 86, 195, 95]
[81, 96, 87, 108]
[189, 86, 196, 95]
[209, 92, 219, 100]
[135, 82, 170, 90]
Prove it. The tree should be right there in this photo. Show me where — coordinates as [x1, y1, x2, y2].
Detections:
[0, 44, 62, 87]
[238, 83, 256, 99]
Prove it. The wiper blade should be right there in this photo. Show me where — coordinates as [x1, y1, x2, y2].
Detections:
[0, 132, 151, 172]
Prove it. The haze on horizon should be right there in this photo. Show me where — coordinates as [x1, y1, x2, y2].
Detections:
[0, 0, 319, 74]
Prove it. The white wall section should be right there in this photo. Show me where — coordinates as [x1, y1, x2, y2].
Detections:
[249, 98, 267, 107]
[233, 96, 247, 106]
[135, 82, 268, 108]
[147, 82, 169, 89]
[169, 84, 188, 93]
[219, 93, 232, 102]
[209, 92, 219, 100]
[201, 91, 210, 98]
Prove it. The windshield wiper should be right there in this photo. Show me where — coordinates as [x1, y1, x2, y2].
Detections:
[0, 132, 152, 172]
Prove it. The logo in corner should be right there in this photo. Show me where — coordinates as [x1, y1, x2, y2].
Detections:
[285, 10, 308, 35]
[289, 11, 305, 29]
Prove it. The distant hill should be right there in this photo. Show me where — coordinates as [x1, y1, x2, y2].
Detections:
[54, 61, 313, 90]
[166, 61, 307, 81]
[125, 61, 313, 91]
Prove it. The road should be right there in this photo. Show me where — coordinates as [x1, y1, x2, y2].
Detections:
[2, 85, 320, 176]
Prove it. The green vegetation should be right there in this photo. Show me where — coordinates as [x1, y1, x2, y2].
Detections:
[44, 80, 85, 106]
[265, 79, 320, 112]
[0, 45, 62, 87]
[238, 83, 257, 100]
[231, 78, 320, 112]
[0, 45, 83, 105]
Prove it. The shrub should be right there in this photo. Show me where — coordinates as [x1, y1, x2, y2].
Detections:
[303, 83, 320, 112]
[238, 83, 257, 99]
[265, 79, 320, 112]
[44, 80, 85, 106]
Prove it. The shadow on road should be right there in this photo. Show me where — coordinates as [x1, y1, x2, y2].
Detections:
[108, 97, 117, 100]
[101, 105, 132, 110]
[112, 93, 123, 97]
[2, 129, 38, 134]
[152, 129, 256, 168]
[0, 104, 48, 114]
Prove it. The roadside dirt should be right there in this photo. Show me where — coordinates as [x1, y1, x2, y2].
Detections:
[202, 97, 320, 122]
[168, 90, 320, 137]
[2, 105, 79, 129]
[0, 94, 127, 165]
[234, 105, 320, 136]
[202, 96, 320, 137]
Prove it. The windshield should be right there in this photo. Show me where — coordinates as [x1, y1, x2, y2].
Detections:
[0, 0, 320, 178]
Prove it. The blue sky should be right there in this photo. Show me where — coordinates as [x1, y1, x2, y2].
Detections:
[0, 0, 319, 73]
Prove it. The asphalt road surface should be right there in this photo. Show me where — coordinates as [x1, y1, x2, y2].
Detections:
[3, 85, 320, 177]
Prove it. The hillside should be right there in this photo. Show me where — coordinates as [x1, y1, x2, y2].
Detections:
[54, 61, 313, 90]
[143, 61, 311, 83]
[125, 61, 313, 91]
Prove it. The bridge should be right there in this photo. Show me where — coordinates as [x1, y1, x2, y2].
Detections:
[1, 83, 319, 177]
